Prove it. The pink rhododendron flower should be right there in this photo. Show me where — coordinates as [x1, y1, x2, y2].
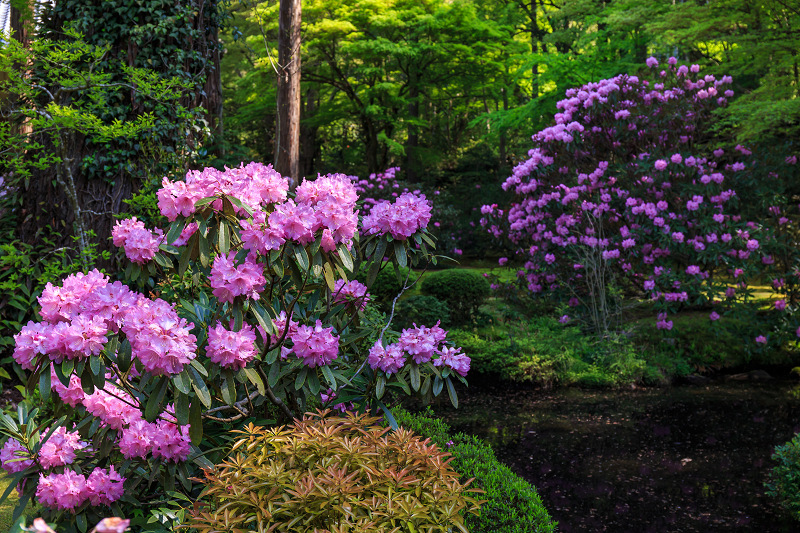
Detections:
[207, 322, 257, 370]
[367, 342, 406, 375]
[332, 280, 370, 310]
[38, 426, 88, 469]
[85, 466, 125, 506]
[36, 469, 86, 510]
[434, 346, 471, 377]
[709, 311, 720, 321]
[289, 321, 339, 368]
[0, 439, 33, 473]
[112, 218, 162, 264]
[209, 252, 266, 304]
[362, 192, 432, 240]
[775, 300, 787, 311]
[755, 335, 767, 344]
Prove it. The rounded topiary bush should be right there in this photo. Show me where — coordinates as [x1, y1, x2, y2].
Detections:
[421, 269, 490, 324]
[393, 408, 556, 533]
[188, 410, 482, 533]
[766, 432, 800, 521]
[395, 294, 452, 329]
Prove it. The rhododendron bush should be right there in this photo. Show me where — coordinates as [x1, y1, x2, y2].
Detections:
[1, 163, 467, 530]
[482, 57, 800, 343]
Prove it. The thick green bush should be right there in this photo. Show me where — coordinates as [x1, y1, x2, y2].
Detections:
[766, 432, 800, 521]
[395, 294, 452, 329]
[357, 263, 413, 312]
[393, 408, 557, 533]
[421, 269, 490, 324]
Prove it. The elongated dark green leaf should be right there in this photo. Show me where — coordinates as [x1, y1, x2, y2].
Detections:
[446, 378, 459, 408]
[320, 365, 337, 389]
[189, 400, 203, 444]
[195, 196, 217, 208]
[117, 339, 132, 372]
[198, 233, 210, 268]
[178, 243, 192, 277]
[145, 378, 169, 422]
[294, 245, 309, 271]
[337, 243, 354, 272]
[395, 374, 411, 395]
[221, 370, 236, 406]
[89, 355, 102, 376]
[39, 369, 51, 402]
[175, 392, 190, 426]
[250, 302, 274, 336]
[166, 220, 184, 245]
[188, 367, 211, 408]
[268, 362, 281, 388]
[61, 359, 74, 381]
[294, 367, 307, 391]
[375, 373, 386, 399]
[409, 364, 421, 392]
[394, 242, 407, 268]
[374, 238, 388, 262]
[244, 368, 265, 395]
[172, 370, 191, 394]
[432, 376, 444, 396]
[218, 220, 230, 254]
[154, 252, 172, 269]
[307, 371, 321, 396]
[377, 400, 398, 430]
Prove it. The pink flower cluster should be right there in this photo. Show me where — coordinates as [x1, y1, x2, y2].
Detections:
[48, 375, 191, 463]
[362, 192, 432, 240]
[368, 323, 470, 376]
[285, 320, 339, 368]
[158, 162, 289, 221]
[332, 279, 370, 310]
[209, 252, 266, 304]
[207, 322, 257, 370]
[111, 217, 162, 264]
[36, 466, 124, 510]
[480, 58, 796, 332]
[14, 271, 196, 375]
[0, 439, 33, 473]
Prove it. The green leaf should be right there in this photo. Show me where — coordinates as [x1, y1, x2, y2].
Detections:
[294, 367, 308, 391]
[395, 374, 411, 395]
[166, 220, 184, 245]
[188, 366, 211, 408]
[221, 370, 236, 406]
[174, 392, 190, 426]
[189, 400, 203, 445]
[446, 378, 459, 408]
[198, 233, 210, 268]
[89, 355, 102, 376]
[154, 252, 172, 269]
[307, 371, 321, 396]
[194, 196, 217, 208]
[268, 362, 281, 388]
[294, 245, 309, 271]
[374, 238, 388, 262]
[39, 369, 51, 402]
[218, 220, 230, 254]
[377, 400, 398, 430]
[394, 242, 407, 268]
[323, 262, 336, 291]
[409, 364, 421, 392]
[250, 302, 275, 335]
[337, 243, 354, 272]
[172, 370, 191, 394]
[375, 373, 386, 399]
[244, 368, 266, 395]
[145, 378, 169, 422]
[432, 376, 444, 396]
[320, 365, 337, 389]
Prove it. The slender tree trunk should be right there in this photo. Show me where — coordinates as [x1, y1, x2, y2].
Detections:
[275, 0, 302, 184]
[300, 86, 319, 177]
[406, 69, 419, 182]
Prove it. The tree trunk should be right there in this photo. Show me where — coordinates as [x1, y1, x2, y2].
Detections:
[300, 86, 319, 177]
[405, 69, 420, 182]
[275, 0, 302, 184]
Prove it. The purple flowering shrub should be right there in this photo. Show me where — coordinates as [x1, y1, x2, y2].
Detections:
[482, 57, 800, 344]
[1, 163, 469, 529]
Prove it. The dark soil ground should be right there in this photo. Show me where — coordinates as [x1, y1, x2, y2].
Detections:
[434, 379, 800, 532]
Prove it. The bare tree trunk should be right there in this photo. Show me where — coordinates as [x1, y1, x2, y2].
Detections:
[275, 0, 302, 184]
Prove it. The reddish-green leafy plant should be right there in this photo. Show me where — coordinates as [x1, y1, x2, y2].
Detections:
[187, 410, 483, 533]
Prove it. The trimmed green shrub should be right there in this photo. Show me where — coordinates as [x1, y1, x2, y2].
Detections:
[393, 408, 557, 533]
[421, 269, 490, 324]
[766, 432, 800, 521]
[395, 294, 452, 329]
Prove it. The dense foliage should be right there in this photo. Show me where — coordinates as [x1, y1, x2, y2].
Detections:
[421, 270, 490, 325]
[482, 58, 799, 347]
[767, 431, 800, 521]
[189, 410, 483, 532]
[0, 164, 470, 530]
[393, 408, 557, 533]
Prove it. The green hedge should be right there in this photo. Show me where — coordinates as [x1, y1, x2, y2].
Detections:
[767, 432, 800, 521]
[421, 269, 490, 324]
[393, 408, 557, 533]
